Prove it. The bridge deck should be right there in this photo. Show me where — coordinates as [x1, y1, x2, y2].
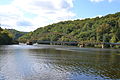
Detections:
[36, 41, 120, 45]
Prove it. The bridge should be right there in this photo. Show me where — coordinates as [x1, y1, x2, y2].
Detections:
[35, 41, 120, 48]
[28, 32, 120, 48]
[37, 41, 78, 45]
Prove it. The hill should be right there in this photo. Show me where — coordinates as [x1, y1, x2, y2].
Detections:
[0, 27, 13, 45]
[8, 29, 28, 40]
[19, 12, 120, 47]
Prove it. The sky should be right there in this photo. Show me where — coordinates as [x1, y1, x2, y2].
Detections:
[0, 0, 120, 32]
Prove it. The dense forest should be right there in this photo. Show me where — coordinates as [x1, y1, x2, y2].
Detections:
[7, 29, 28, 40]
[0, 27, 13, 45]
[0, 28, 27, 45]
[19, 12, 120, 47]
[1, 12, 120, 46]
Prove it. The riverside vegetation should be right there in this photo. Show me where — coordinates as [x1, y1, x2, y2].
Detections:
[19, 12, 120, 48]
[0, 27, 13, 45]
[0, 12, 120, 48]
[0, 28, 27, 45]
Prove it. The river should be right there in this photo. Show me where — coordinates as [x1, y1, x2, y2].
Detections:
[0, 45, 120, 80]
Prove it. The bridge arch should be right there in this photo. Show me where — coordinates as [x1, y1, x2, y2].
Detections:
[29, 32, 98, 47]
[31, 32, 80, 42]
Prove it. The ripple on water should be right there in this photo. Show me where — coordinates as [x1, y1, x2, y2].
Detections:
[0, 45, 120, 80]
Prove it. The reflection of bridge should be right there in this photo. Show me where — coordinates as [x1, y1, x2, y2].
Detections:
[29, 32, 120, 48]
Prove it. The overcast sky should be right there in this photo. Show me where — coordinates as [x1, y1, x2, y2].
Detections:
[0, 0, 120, 32]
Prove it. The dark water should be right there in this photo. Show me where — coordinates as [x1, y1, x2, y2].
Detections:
[0, 45, 120, 80]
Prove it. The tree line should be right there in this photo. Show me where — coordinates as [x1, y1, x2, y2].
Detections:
[1, 12, 120, 47]
[0, 28, 27, 45]
[0, 27, 13, 45]
[18, 12, 120, 47]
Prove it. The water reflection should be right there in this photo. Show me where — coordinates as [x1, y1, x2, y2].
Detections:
[29, 48, 120, 79]
[0, 45, 120, 80]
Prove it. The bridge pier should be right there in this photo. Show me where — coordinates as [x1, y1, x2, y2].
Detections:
[79, 44, 85, 48]
[61, 42, 64, 45]
[102, 44, 104, 48]
[110, 44, 115, 48]
[102, 43, 111, 48]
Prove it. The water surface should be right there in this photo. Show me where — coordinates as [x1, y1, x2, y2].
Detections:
[0, 45, 120, 80]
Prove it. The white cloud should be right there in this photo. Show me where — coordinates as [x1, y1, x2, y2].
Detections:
[0, 5, 23, 29]
[90, 0, 113, 2]
[0, 0, 75, 32]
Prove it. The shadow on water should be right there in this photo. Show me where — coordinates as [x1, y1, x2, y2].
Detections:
[0, 45, 120, 80]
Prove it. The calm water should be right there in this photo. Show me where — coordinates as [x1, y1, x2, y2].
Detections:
[0, 45, 120, 80]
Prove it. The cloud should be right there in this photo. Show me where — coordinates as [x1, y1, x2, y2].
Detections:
[90, 0, 113, 2]
[16, 20, 33, 26]
[0, 0, 75, 31]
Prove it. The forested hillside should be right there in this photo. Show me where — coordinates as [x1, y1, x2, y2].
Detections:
[0, 27, 13, 45]
[0, 28, 27, 45]
[8, 29, 28, 40]
[19, 12, 120, 44]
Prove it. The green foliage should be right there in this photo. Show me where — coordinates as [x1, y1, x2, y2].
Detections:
[19, 12, 120, 44]
[0, 27, 13, 45]
[7, 29, 28, 40]
[18, 32, 32, 43]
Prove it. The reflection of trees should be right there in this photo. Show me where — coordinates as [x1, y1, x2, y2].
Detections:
[29, 48, 120, 79]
